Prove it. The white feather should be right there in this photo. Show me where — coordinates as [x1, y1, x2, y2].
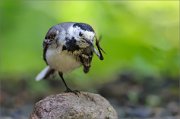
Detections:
[35, 66, 51, 81]
[46, 47, 81, 73]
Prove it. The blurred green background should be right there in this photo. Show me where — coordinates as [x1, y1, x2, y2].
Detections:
[0, 0, 179, 118]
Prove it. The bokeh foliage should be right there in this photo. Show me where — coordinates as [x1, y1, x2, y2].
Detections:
[0, 0, 179, 84]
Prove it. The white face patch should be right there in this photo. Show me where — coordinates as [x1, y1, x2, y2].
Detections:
[68, 26, 80, 39]
[57, 30, 66, 45]
[82, 30, 95, 43]
[68, 26, 95, 43]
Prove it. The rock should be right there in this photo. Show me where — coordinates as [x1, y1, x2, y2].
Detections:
[30, 92, 117, 119]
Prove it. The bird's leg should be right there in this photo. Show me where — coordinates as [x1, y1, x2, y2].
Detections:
[95, 36, 105, 60]
[58, 72, 80, 95]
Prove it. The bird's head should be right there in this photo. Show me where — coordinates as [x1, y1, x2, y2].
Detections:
[68, 23, 96, 44]
[44, 22, 96, 48]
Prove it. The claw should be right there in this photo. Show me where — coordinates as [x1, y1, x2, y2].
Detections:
[65, 88, 80, 96]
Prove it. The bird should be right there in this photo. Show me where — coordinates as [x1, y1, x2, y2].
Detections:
[35, 22, 104, 94]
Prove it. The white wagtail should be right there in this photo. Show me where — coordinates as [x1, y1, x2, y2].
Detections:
[36, 22, 104, 94]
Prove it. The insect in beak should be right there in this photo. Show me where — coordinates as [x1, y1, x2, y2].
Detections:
[95, 35, 105, 60]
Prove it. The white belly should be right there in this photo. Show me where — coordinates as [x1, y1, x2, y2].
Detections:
[46, 48, 81, 73]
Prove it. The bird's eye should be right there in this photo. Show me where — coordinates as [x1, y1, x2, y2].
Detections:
[79, 32, 83, 36]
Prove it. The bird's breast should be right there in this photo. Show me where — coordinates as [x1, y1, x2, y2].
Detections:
[46, 47, 81, 73]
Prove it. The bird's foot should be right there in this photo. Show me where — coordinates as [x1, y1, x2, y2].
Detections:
[65, 88, 80, 95]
